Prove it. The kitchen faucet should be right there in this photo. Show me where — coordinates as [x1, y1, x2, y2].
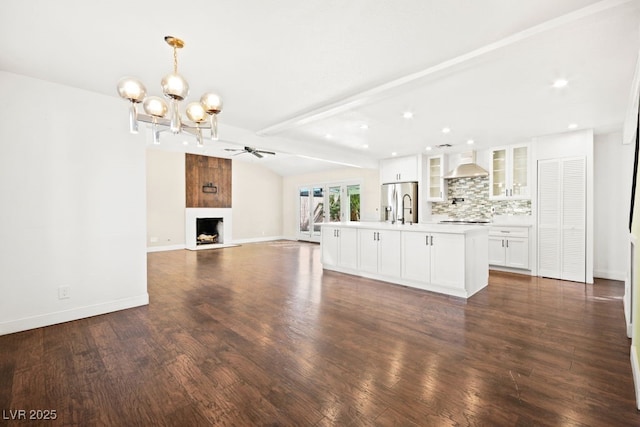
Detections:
[401, 194, 412, 225]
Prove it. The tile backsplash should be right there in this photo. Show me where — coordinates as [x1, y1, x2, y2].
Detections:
[430, 176, 531, 219]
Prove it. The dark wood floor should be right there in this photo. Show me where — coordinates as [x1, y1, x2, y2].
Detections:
[0, 241, 638, 426]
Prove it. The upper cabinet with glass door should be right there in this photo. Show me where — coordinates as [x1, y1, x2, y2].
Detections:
[489, 144, 530, 200]
[425, 154, 447, 202]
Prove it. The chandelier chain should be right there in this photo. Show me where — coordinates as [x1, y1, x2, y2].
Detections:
[173, 46, 178, 73]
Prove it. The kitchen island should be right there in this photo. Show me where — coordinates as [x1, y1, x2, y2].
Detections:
[321, 222, 488, 298]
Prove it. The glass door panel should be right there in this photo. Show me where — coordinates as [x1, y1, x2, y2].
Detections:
[312, 187, 324, 236]
[328, 186, 341, 222]
[299, 187, 310, 236]
[511, 146, 528, 196]
[429, 156, 442, 199]
[347, 185, 360, 221]
[491, 149, 507, 197]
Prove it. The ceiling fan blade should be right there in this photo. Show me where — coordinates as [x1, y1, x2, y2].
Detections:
[256, 150, 276, 155]
[252, 152, 264, 158]
[224, 148, 242, 152]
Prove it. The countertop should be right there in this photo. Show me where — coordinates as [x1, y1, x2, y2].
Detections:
[321, 221, 489, 234]
[428, 215, 533, 228]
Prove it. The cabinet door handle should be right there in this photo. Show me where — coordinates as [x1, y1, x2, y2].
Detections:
[430, 236, 434, 246]
[505, 189, 508, 196]
[337, 230, 340, 238]
[506, 240, 509, 248]
[502, 239, 504, 247]
[426, 235, 429, 246]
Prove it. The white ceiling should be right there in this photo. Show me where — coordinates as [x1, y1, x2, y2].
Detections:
[1, 0, 639, 175]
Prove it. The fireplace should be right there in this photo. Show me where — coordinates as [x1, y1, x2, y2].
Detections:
[196, 217, 223, 245]
[185, 208, 233, 250]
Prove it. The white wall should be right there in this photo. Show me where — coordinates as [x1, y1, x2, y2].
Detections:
[594, 132, 634, 280]
[146, 153, 284, 247]
[232, 161, 283, 242]
[0, 72, 148, 335]
[146, 149, 186, 250]
[282, 167, 380, 239]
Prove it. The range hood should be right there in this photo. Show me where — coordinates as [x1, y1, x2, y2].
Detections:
[443, 151, 488, 179]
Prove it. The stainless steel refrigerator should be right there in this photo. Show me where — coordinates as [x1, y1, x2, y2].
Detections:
[380, 182, 418, 223]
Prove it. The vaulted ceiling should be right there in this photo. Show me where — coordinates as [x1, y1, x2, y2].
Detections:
[2, 0, 639, 175]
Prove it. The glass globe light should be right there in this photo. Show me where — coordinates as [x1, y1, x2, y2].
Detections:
[143, 96, 168, 118]
[161, 73, 189, 100]
[116, 77, 147, 103]
[200, 92, 223, 114]
[186, 102, 207, 123]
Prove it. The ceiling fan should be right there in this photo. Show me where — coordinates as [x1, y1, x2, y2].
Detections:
[224, 146, 276, 158]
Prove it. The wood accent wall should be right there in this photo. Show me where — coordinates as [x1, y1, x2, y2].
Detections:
[185, 154, 232, 208]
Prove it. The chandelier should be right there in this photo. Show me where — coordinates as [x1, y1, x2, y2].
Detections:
[116, 36, 223, 146]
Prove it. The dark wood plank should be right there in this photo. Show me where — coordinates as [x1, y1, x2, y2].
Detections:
[0, 241, 638, 426]
[185, 154, 231, 208]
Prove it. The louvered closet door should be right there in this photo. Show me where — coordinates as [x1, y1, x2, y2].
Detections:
[538, 159, 561, 278]
[537, 157, 586, 282]
[561, 158, 586, 282]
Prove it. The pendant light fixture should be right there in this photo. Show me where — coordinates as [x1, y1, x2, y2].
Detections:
[117, 36, 223, 146]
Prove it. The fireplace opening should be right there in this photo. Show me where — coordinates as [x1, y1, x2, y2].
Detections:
[196, 217, 223, 245]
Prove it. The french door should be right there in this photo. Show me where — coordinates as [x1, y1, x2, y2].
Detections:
[298, 182, 360, 242]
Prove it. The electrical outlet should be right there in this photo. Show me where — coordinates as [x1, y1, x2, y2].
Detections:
[58, 286, 71, 299]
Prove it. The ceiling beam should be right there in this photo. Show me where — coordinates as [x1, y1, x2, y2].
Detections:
[257, 0, 634, 137]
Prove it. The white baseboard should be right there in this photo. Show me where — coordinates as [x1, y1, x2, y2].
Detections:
[230, 236, 287, 244]
[593, 269, 626, 281]
[147, 244, 186, 253]
[147, 237, 293, 251]
[489, 266, 534, 276]
[631, 345, 640, 410]
[0, 294, 149, 336]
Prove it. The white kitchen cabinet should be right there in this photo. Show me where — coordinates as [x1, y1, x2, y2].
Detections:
[401, 231, 464, 290]
[321, 226, 358, 269]
[430, 233, 465, 289]
[425, 154, 447, 202]
[401, 232, 431, 283]
[322, 222, 488, 298]
[489, 226, 529, 269]
[358, 228, 402, 277]
[489, 144, 530, 200]
[380, 155, 419, 183]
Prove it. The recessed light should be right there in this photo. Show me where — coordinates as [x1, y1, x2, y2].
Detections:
[552, 79, 568, 88]
[325, 133, 332, 139]
[568, 123, 578, 129]
[442, 127, 451, 134]
[467, 139, 475, 145]
[360, 124, 369, 130]
[362, 144, 369, 149]
[183, 140, 189, 145]
[403, 111, 414, 119]
[425, 146, 432, 151]
[391, 152, 397, 156]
